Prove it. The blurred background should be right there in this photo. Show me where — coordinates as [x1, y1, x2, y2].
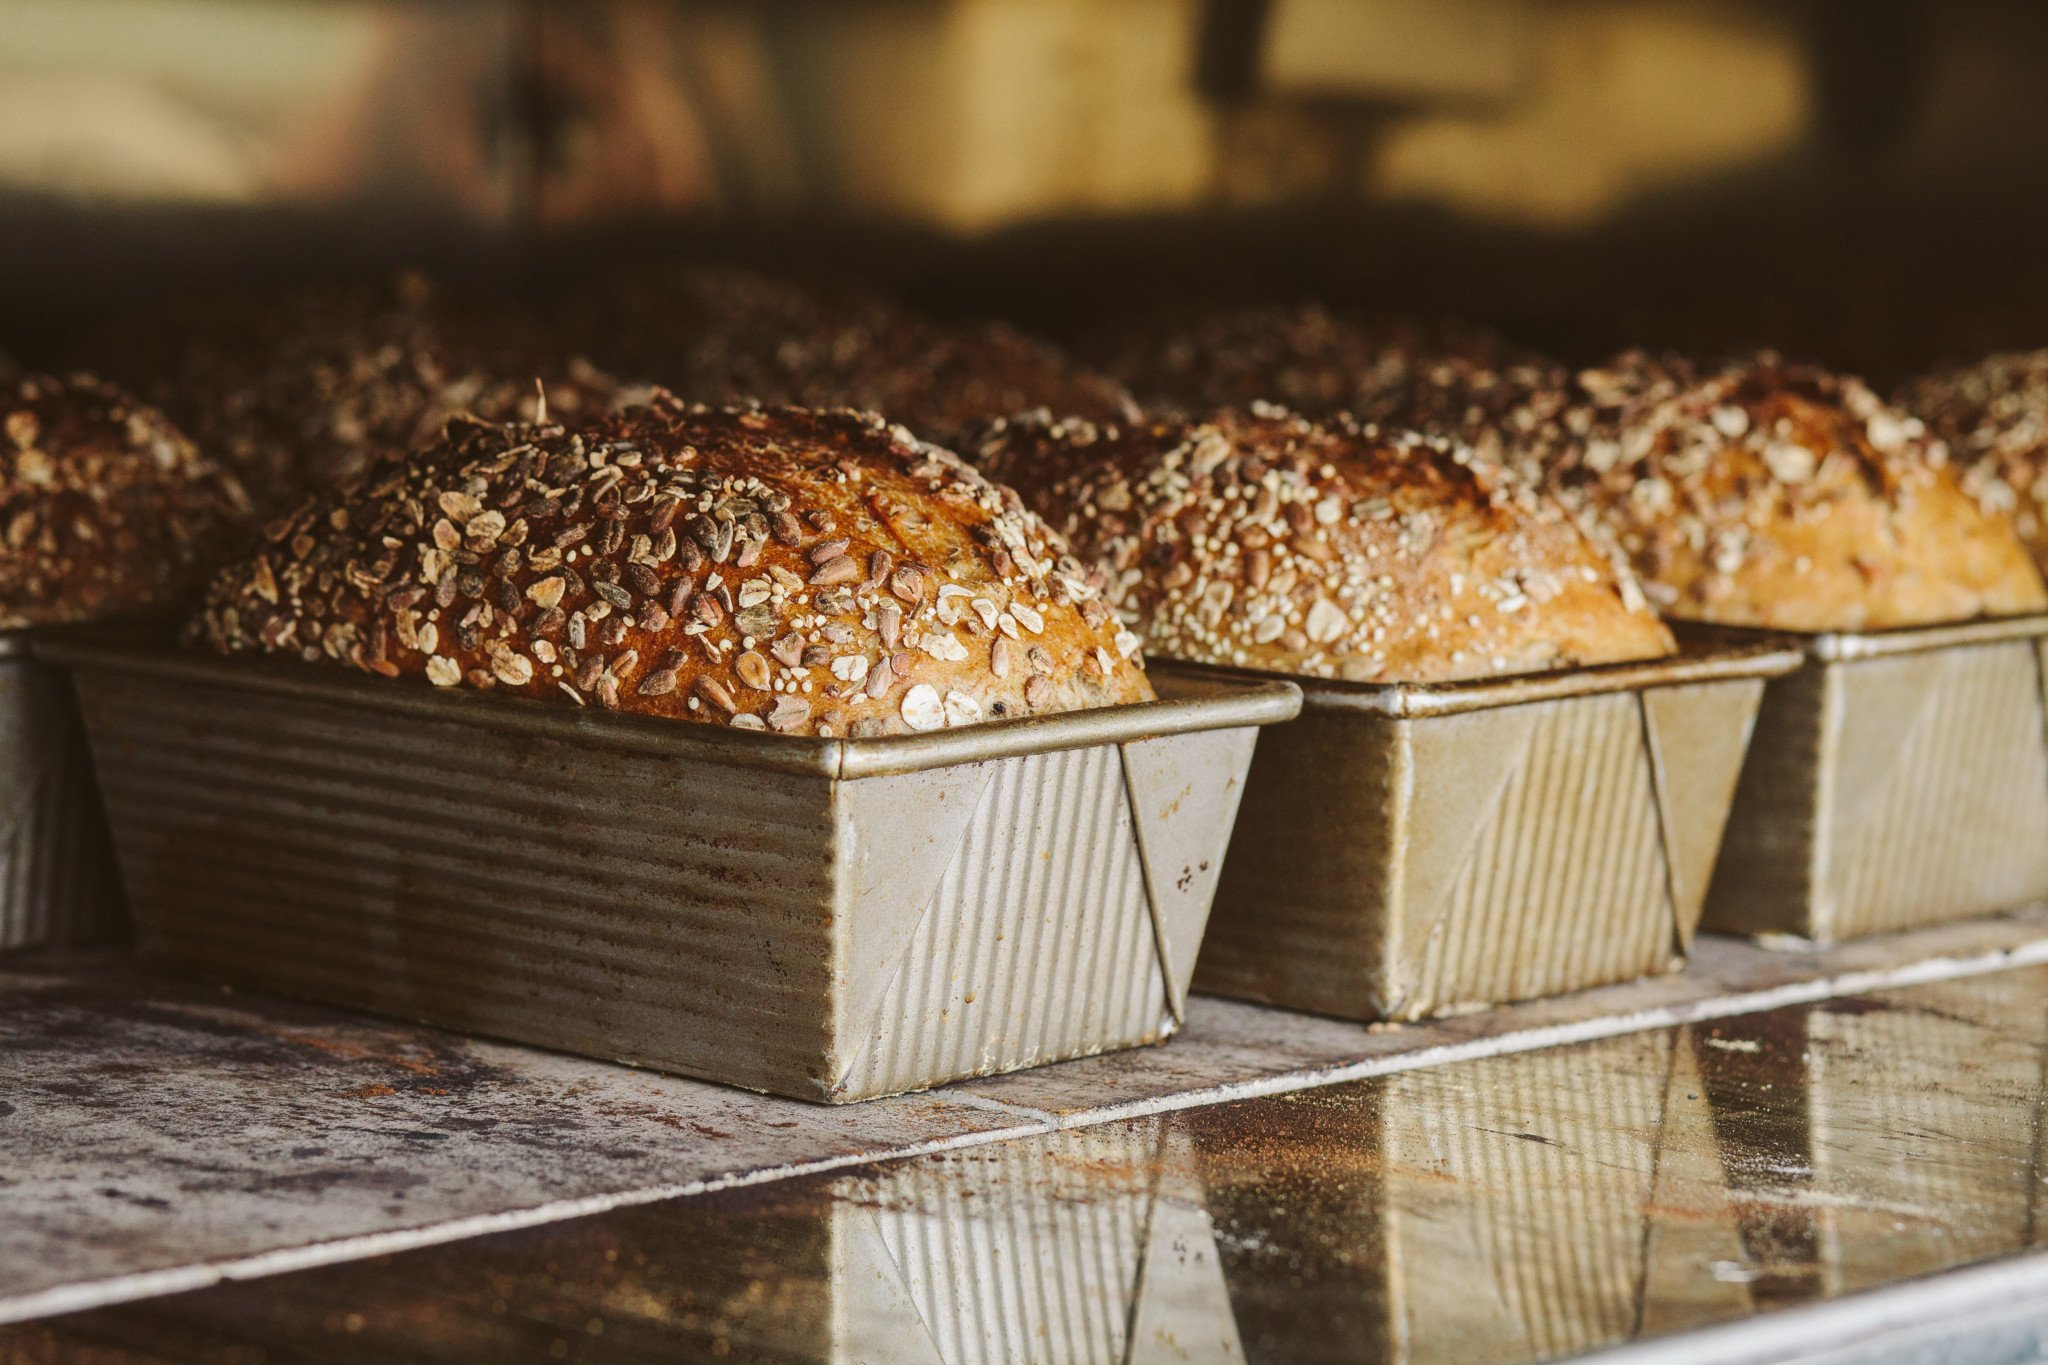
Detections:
[2, 0, 2045, 378]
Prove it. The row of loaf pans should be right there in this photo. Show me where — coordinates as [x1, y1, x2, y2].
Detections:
[12, 611, 2048, 1101]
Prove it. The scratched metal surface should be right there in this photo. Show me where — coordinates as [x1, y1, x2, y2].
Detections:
[12, 966, 2048, 1363]
[6, 910, 2048, 1336]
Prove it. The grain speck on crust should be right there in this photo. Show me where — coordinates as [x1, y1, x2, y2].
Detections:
[1, 372, 252, 629]
[975, 406, 1673, 684]
[191, 397, 1153, 737]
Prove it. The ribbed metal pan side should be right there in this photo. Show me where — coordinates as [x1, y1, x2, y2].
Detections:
[1197, 667, 1767, 1022]
[1703, 639, 2048, 941]
[1821, 641, 2048, 938]
[0, 646, 122, 952]
[74, 666, 843, 1096]
[1398, 693, 1671, 1018]
[832, 745, 1167, 1101]
[1195, 707, 1399, 1017]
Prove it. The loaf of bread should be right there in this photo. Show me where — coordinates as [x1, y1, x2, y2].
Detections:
[3, 372, 253, 629]
[192, 398, 1152, 736]
[565, 264, 1137, 450]
[1090, 303, 1535, 420]
[90, 273, 625, 514]
[974, 407, 1675, 684]
[1432, 352, 2048, 631]
[1900, 351, 2048, 575]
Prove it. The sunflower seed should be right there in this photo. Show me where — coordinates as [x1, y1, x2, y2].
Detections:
[808, 555, 859, 586]
[730, 712, 766, 731]
[695, 675, 737, 713]
[1024, 675, 1052, 707]
[1009, 602, 1044, 634]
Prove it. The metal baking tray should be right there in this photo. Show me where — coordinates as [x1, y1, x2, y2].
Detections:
[1695, 614, 2048, 944]
[0, 631, 123, 953]
[44, 637, 1298, 1103]
[1174, 639, 1804, 1021]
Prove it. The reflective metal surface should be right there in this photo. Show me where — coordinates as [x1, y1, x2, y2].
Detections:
[11, 965, 2048, 1362]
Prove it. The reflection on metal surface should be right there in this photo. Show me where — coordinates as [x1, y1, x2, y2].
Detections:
[15, 968, 2048, 1361]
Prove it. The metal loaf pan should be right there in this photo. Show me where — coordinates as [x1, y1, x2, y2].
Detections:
[1695, 614, 2048, 944]
[47, 638, 1299, 1103]
[1176, 639, 1803, 1022]
[0, 631, 123, 952]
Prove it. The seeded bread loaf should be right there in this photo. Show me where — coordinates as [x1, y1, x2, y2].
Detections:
[1441, 352, 2048, 631]
[3, 372, 253, 628]
[1900, 351, 2048, 575]
[975, 407, 1674, 685]
[92, 273, 625, 514]
[566, 264, 1138, 449]
[1090, 303, 1536, 420]
[192, 399, 1152, 736]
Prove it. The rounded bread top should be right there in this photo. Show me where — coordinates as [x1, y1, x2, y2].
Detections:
[192, 399, 1153, 736]
[1517, 352, 2048, 630]
[975, 406, 1675, 685]
[1900, 350, 2048, 574]
[2, 371, 253, 628]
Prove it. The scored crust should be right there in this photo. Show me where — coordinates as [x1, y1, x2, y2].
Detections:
[1090, 302, 1535, 420]
[192, 399, 1153, 737]
[1900, 351, 2048, 576]
[563, 263, 1138, 450]
[1487, 353, 2048, 631]
[3, 372, 253, 629]
[92, 272, 626, 514]
[974, 407, 1674, 685]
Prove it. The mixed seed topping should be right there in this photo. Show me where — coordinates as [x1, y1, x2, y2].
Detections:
[563, 263, 1139, 450]
[1, 372, 253, 629]
[192, 398, 1152, 736]
[976, 406, 1674, 685]
[95, 272, 626, 514]
[1902, 350, 2048, 572]
[1372, 350, 2048, 629]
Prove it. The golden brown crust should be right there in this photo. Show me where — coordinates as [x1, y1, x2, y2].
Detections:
[2, 372, 253, 629]
[192, 399, 1152, 736]
[98, 273, 625, 514]
[1090, 303, 1536, 420]
[1467, 353, 2048, 631]
[565, 264, 1138, 450]
[1900, 351, 2048, 576]
[975, 407, 1674, 685]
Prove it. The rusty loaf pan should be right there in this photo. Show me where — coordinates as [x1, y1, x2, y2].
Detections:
[1174, 638, 1804, 1022]
[0, 631, 124, 953]
[1694, 614, 2048, 944]
[44, 637, 1299, 1103]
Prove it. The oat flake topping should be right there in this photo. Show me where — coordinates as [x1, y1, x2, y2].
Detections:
[191, 398, 1152, 737]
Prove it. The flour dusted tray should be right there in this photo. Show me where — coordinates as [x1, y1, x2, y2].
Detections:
[1177, 639, 1802, 1022]
[1696, 614, 2048, 944]
[49, 639, 1297, 1102]
[0, 631, 123, 952]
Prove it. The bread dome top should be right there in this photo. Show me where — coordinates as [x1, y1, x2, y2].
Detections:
[101, 273, 624, 513]
[1901, 350, 2048, 575]
[1091, 303, 1535, 420]
[565, 264, 1137, 450]
[1508, 353, 2048, 631]
[192, 399, 1152, 737]
[975, 407, 1674, 685]
[2, 372, 253, 629]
